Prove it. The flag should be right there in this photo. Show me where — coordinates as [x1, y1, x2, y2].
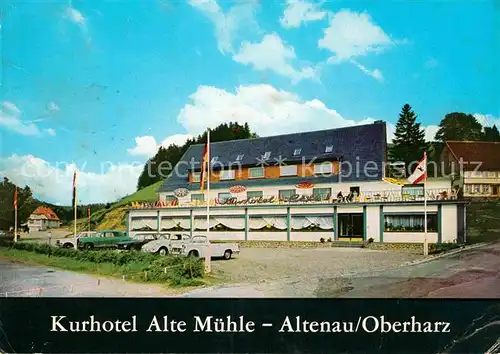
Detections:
[13, 188, 17, 210]
[200, 142, 209, 192]
[72, 170, 77, 207]
[408, 153, 427, 184]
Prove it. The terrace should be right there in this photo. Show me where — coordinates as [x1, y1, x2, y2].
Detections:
[129, 187, 459, 209]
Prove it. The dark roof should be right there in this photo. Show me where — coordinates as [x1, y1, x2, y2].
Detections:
[158, 122, 387, 192]
[445, 141, 500, 171]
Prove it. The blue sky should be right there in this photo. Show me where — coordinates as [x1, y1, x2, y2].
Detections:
[0, 0, 498, 204]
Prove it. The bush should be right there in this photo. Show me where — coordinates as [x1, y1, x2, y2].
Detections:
[0, 240, 204, 285]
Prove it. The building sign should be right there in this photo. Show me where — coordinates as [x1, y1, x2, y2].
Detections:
[174, 188, 189, 198]
[229, 185, 247, 194]
[296, 182, 314, 189]
[216, 194, 320, 205]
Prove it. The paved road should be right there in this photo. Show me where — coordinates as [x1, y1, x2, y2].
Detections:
[185, 242, 500, 298]
[0, 260, 176, 297]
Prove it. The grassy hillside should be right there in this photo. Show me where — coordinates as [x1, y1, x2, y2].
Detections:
[115, 180, 163, 207]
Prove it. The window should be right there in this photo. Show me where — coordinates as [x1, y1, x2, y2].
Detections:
[314, 162, 333, 174]
[474, 184, 481, 193]
[463, 171, 471, 177]
[350, 186, 360, 196]
[191, 194, 204, 202]
[279, 189, 296, 200]
[313, 188, 331, 201]
[192, 172, 201, 183]
[464, 184, 472, 193]
[263, 151, 271, 159]
[280, 165, 297, 176]
[402, 184, 424, 198]
[384, 214, 438, 232]
[236, 154, 244, 161]
[218, 192, 232, 202]
[488, 171, 496, 178]
[211, 156, 218, 163]
[472, 170, 481, 177]
[293, 148, 302, 156]
[325, 145, 333, 153]
[248, 166, 265, 178]
[247, 191, 263, 199]
[219, 169, 235, 180]
[482, 184, 490, 193]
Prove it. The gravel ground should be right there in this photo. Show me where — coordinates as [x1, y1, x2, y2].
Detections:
[211, 247, 423, 284]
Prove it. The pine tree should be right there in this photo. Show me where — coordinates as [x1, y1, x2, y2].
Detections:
[389, 104, 429, 175]
[483, 125, 500, 141]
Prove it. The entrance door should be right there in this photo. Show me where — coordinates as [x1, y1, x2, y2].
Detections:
[338, 213, 364, 241]
[493, 185, 499, 196]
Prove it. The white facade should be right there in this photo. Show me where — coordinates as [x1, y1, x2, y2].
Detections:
[27, 215, 61, 232]
[129, 178, 466, 244]
[462, 171, 500, 198]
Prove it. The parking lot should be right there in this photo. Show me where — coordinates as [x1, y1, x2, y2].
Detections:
[209, 247, 423, 295]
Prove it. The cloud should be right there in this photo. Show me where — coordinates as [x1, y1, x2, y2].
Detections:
[47, 101, 60, 111]
[64, 6, 90, 44]
[425, 58, 439, 69]
[188, 0, 259, 54]
[474, 113, 500, 128]
[45, 128, 57, 136]
[424, 125, 439, 142]
[177, 84, 390, 138]
[318, 10, 400, 80]
[351, 60, 384, 82]
[233, 33, 318, 83]
[0, 101, 40, 135]
[127, 134, 193, 157]
[280, 0, 327, 29]
[0, 155, 143, 205]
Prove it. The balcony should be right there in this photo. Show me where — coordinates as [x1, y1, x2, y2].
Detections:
[129, 188, 459, 209]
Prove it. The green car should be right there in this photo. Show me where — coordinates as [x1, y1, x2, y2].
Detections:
[77, 230, 133, 250]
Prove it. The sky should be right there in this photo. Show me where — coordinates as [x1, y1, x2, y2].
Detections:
[0, 0, 498, 205]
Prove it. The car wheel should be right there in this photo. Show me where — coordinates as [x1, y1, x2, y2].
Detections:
[223, 250, 232, 260]
[84, 243, 94, 250]
[158, 247, 168, 256]
[63, 243, 72, 249]
[188, 250, 199, 258]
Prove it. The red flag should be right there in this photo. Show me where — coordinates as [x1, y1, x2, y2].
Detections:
[13, 188, 17, 210]
[408, 152, 427, 184]
[72, 170, 77, 206]
[200, 143, 208, 192]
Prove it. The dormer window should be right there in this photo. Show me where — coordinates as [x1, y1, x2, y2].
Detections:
[263, 151, 271, 159]
[293, 148, 302, 156]
[325, 145, 333, 153]
[236, 154, 244, 161]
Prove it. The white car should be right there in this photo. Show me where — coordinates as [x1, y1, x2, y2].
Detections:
[174, 235, 240, 260]
[141, 233, 191, 256]
[56, 231, 97, 248]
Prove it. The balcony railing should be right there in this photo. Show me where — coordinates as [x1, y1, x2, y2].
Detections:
[129, 188, 459, 209]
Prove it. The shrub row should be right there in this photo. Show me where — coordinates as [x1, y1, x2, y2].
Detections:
[0, 240, 204, 286]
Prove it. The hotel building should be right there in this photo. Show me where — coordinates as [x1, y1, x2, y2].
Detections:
[127, 122, 467, 244]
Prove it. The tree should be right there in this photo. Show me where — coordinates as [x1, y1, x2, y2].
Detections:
[483, 125, 500, 142]
[435, 112, 483, 142]
[389, 104, 429, 175]
[136, 122, 258, 190]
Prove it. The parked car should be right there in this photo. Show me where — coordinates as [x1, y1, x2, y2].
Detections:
[77, 230, 132, 250]
[141, 233, 191, 255]
[0, 230, 20, 241]
[116, 232, 161, 250]
[56, 231, 97, 248]
[172, 235, 240, 260]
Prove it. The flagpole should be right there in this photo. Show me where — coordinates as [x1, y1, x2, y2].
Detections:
[14, 187, 18, 243]
[73, 170, 78, 249]
[423, 152, 428, 256]
[205, 129, 211, 273]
